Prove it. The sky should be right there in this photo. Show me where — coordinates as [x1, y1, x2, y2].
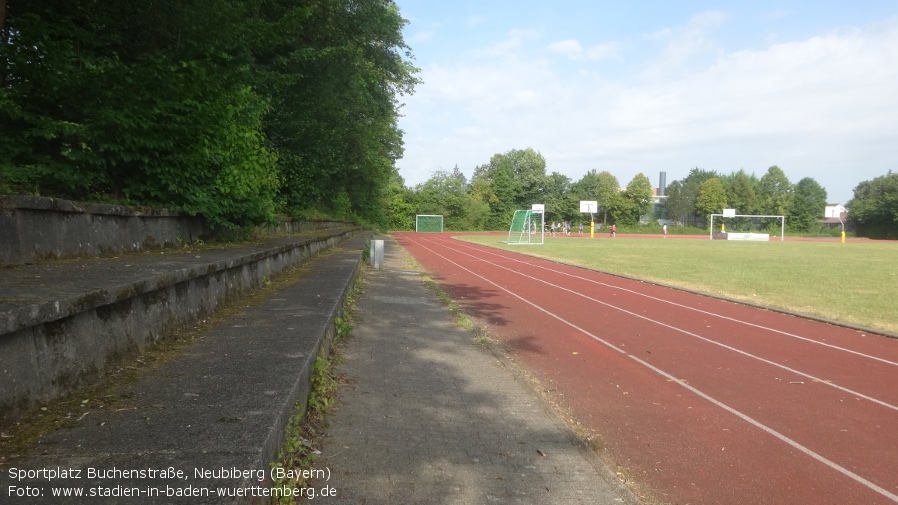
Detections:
[391, 0, 898, 206]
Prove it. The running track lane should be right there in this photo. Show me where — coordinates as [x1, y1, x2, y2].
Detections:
[394, 232, 898, 505]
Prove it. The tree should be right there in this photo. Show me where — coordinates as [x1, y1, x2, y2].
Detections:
[664, 178, 702, 225]
[387, 172, 416, 230]
[726, 170, 759, 215]
[789, 178, 827, 233]
[694, 178, 727, 225]
[412, 167, 487, 231]
[1, 0, 283, 227]
[471, 149, 551, 229]
[847, 171, 898, 239]
[450, 165, 468, 191]
[683, 167, 719, 188]
[260, 0, 419, 227]
[506, 148, 548, 209]
[572, 170, 620, 224]
[0, 0, 419, 229]
[472, 152, 521, 230]
[606, 173, 653, 226]
[663, 180, 690, 224]
[414, 171, 455, 215]
[758, 166, 793, 216]
[620, 173, 654, 225]
[663, 168, 717, 226]
[469, 175, 497, 229]
[457, 193, 490, 231]
[541, 172, 571, 223]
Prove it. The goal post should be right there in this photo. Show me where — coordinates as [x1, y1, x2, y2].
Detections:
[709, 213, 785, 241]
[415, 214, 444, 232]
[505, 209, 544, 245]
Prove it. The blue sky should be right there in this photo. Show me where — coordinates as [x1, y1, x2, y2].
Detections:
[392, 0, 898, 206]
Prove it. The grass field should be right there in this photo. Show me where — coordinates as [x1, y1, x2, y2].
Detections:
[454, 234, 898, 336]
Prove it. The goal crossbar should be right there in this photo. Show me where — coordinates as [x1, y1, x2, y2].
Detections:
[709, 214, 785, 241]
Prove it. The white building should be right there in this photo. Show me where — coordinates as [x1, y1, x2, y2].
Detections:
[822, 203, 848, 229]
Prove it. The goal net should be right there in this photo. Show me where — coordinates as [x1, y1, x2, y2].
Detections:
[505, 210, 544, 245]
[415, 214, 443, 232]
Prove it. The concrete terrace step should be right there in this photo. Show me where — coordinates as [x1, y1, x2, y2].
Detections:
[0, 228, 362, 421]
[1, 233, 369, 503]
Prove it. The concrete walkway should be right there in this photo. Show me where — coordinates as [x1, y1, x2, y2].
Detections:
[316, 236, 636, 504]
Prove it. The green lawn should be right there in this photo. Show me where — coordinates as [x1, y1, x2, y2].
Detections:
[454, 235, 898, 335]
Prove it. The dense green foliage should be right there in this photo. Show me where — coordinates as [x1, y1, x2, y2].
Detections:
[618, 173, 654, 225]
[847, 171, 898, 239]
[396, 151, 841, 235]
[396, 147, 659, 231]
[0, 0, 418, 229]
[571, 170, 619, 224]
[673, 166, 828, 232]
[790, 177, 828, 232]
[694, 178, 727, 220]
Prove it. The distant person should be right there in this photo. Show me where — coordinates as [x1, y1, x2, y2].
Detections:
[579, 223, 583, 236]
[663, 224, 667, 238]
[610, 224, 616, 238]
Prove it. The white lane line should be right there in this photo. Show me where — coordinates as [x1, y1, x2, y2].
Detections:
[629, 355, 898, 504]
[417, 236, 898, 412]
[446, 237, 898, 368]
[406, 236, 898, 503]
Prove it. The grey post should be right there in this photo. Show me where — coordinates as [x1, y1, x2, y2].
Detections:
[370, 239, 384, 269]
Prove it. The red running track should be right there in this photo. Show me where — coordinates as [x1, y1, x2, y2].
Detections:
[394, 232, 898, 505]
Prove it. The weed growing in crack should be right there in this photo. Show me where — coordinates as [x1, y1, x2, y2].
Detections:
[269, 273, 359, 501]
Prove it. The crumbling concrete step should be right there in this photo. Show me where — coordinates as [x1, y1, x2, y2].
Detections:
[0, 228, 359, 421]
[1, 234, 368, 503]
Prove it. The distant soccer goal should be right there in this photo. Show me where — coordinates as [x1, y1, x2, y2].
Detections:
[415, 214, 443, 232]
[709, 212, 785, 241]
[505, 209, 544, 245]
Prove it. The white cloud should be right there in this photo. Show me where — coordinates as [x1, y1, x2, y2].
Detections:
[472, 28, 540, 58]
[548, 39, 583, 56]
[549, 39, 624, 61]
[398, 16, 898, 203]
[643, 11, 728, 78]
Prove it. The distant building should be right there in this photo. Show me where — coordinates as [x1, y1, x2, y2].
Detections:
[822, 203, 851, 230]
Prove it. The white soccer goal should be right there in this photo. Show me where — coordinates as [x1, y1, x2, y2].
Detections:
[415, 214, 444, 232]
[505, 209, 544, 245]
[709, 213, 785, 241]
